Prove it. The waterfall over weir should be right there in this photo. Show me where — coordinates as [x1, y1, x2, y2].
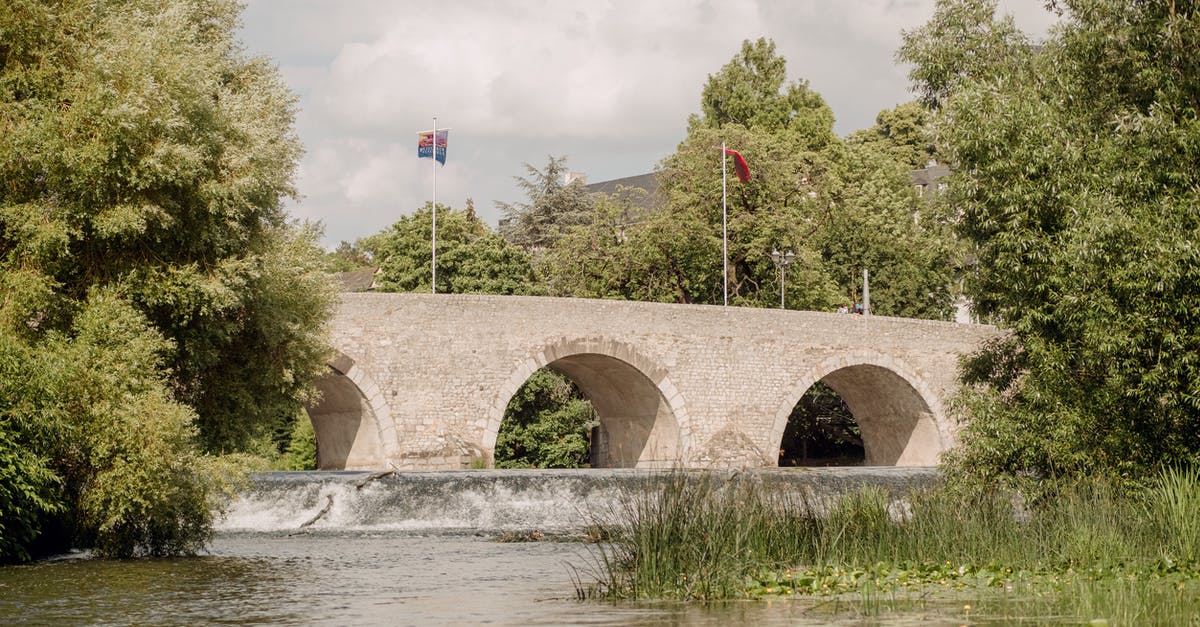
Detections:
[218, 468, 939, 534]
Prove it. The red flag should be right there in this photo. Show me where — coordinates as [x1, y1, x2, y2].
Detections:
[722, 148, 751, 183]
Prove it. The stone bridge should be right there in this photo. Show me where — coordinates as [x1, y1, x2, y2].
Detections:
[308, 293, 1001, 470]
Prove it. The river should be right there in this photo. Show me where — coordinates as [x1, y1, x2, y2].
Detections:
[1, 469, 978, 626]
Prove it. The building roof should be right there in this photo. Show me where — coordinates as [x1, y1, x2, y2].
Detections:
[909, 164, 951, 187]
[585, 172, 660, 197]
[584, 172, 665, 220]
[335, 267, 378, 292]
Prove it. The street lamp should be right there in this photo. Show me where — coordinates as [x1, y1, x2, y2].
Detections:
[770, 250, 795, 309]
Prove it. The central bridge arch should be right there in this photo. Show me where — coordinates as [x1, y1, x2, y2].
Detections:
[482, 337, 693, 468]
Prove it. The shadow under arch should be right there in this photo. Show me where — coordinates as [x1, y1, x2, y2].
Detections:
[768, 351, 951, 466]
[305, 349, 396, 470]
[482, 337, 692, 468]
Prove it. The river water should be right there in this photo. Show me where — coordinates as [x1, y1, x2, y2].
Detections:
[0, 469, 978, 626]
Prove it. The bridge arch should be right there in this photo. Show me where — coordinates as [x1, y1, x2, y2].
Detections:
[767, 350, 952, 466]
[305, 349, 398, 470]
[482, 337, 693, 468]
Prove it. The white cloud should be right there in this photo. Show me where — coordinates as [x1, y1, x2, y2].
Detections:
[239, 0, 1059, 246]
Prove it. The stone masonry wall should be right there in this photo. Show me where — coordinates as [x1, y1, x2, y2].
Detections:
[327, 293, 1003, 469]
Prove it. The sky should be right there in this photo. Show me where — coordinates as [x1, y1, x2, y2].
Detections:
[238, 0, 1059, 248]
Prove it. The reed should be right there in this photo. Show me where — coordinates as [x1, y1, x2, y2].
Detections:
[581, 466, 1200, 623]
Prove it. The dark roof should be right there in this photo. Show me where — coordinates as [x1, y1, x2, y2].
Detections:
[910, 164, 951, 187]
[585, 172, 660, 197]
[584, 171, 665, 217]
[335, 267, 378, 292]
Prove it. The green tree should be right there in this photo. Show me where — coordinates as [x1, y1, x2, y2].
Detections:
[691, 37, 837, 142]
[538, 38, 960, 318]
[497, 156, 593, 250]
[0, 0, 330, 558]
[656, 38, 845, 308]
[897, 0, 1031, 109]
[901, 0, 1200, 480]
[818, 141, 958, 319]
[847, 101, 941, 170]
[364, 204, 537, 295]
[539, 189, 728, 304]
[323, 240, 374, 273]
[280, 413, 318, 471]
[495, 369, 594, 469]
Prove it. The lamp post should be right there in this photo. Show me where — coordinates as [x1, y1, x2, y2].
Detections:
[770, 250, 795, 309]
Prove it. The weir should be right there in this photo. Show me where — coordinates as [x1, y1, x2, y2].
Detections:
[217, 468, 940, 534]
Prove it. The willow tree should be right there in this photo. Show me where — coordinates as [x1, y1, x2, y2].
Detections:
[0, 0, 332, 559]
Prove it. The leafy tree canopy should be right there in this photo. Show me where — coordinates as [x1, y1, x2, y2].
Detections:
[0, 0, 330, 559]
[495, 369, 593, 469]
[901, 0, 1200, 481]
[690, 37, 836, 146]
[569, 38, 958, 315]
[897, 0, 1031, 109]
[847, 101, 942, 170]
[363, 204, 537, 295]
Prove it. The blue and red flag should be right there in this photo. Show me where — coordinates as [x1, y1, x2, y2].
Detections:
[722, 148, 750, 183]
[418, 129, 448, 164]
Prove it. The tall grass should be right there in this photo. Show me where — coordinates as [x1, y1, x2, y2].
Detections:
[1144, 465, 1200, 564]
[583, 472, 820, 600]
[581, 466, 1200, 604]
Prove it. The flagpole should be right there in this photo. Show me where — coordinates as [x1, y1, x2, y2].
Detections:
[722, 142, 728, 307]
[431, 115, 437, 294]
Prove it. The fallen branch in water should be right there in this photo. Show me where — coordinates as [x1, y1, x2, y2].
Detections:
[354, 470, 394, 490]
[298, 494, 335, 529]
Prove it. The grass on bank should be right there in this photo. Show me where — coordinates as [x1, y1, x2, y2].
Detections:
[577, 467, 1200, 621]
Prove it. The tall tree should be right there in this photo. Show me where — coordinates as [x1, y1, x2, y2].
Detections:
[818, 141, 958, 319]
[691, 37, 837, 143]
[0, 0, 331, 559]
[901, 0, 1200, 479]
[497, 156, 593, 250]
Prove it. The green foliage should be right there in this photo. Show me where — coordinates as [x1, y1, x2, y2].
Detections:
[1144, 466, 1200, 564]
[172, 223, 336, 453]
[538, 39, 957, 317]
[778, 382, 863, 466]
[364, 204, 537, 295]
[497, 156, 593, 250]
[905, 0, 1200, 479]
[583, 473, 814, 600]
[280, 414, 318, 471]
[6, 294, 231, 558]
[322, 240, 373, 273]
[818, 141, 959, 319]
[0, 333, 60, 563]
[495, 369, 594, 469]
[539, 190, 726, 303]
[897, 0, 1031, 109]
[691, 37, 836, 139]
[846, 101, 941, 170]
[0, 0, 330, 559]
